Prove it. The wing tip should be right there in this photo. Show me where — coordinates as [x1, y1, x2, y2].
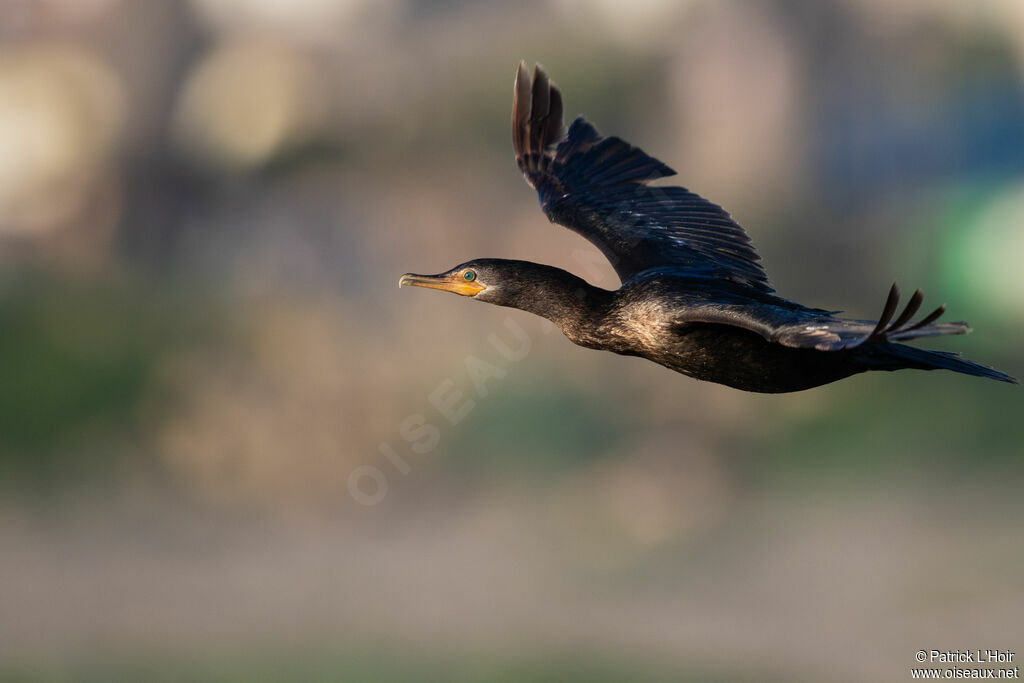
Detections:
[512, 61, 531, 154]
[513, 61, 568, 168]
[866, 284, 980, 343]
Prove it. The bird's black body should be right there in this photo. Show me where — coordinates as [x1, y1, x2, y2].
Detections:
[400, 63, 1016, 393]
[593, 277, 864, 393]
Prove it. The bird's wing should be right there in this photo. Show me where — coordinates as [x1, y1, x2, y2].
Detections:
[677, 284, 968, 351]
[513, 62, 772, 291]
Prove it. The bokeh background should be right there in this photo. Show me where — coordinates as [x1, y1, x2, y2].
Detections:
[1, 1, 1023, 681]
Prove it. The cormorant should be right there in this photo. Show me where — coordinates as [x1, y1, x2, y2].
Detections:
[400, 63, 1016, 393]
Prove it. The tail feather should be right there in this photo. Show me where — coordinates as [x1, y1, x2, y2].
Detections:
[871, 343, 1018, 384]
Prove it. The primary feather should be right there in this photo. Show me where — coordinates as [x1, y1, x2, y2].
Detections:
[512, 61, 771, 291]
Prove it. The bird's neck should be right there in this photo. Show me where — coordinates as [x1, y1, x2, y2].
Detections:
[503, 269, 614, 347]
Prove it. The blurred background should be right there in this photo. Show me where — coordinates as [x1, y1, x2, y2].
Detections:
[1, 0, 1022, 680]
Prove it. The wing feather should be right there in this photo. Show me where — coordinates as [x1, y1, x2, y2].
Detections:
[683, 284, 969, 351]
[512, 63, 770, 290]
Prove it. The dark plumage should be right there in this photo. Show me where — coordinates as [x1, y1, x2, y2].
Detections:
[400, 63, 1016, 393]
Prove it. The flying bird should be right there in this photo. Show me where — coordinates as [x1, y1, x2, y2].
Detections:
[400, 62, 1016, 393]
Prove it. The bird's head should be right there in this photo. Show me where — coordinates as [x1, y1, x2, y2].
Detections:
[399, 258, 539, 306]
[401, 258, 612, 338]
[400, 258, 593, 309]
[399, 260, 496, 299]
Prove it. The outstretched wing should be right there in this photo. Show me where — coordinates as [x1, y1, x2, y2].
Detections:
[680, 283, 968, 351]
[513, 62, 772, 292]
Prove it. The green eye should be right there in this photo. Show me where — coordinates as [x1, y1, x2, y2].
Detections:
[464, 270, 476, 281]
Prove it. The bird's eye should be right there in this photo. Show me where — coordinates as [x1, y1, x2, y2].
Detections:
[463, 270, 476, 281]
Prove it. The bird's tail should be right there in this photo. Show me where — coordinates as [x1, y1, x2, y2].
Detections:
[867, 342, 1018, 384]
